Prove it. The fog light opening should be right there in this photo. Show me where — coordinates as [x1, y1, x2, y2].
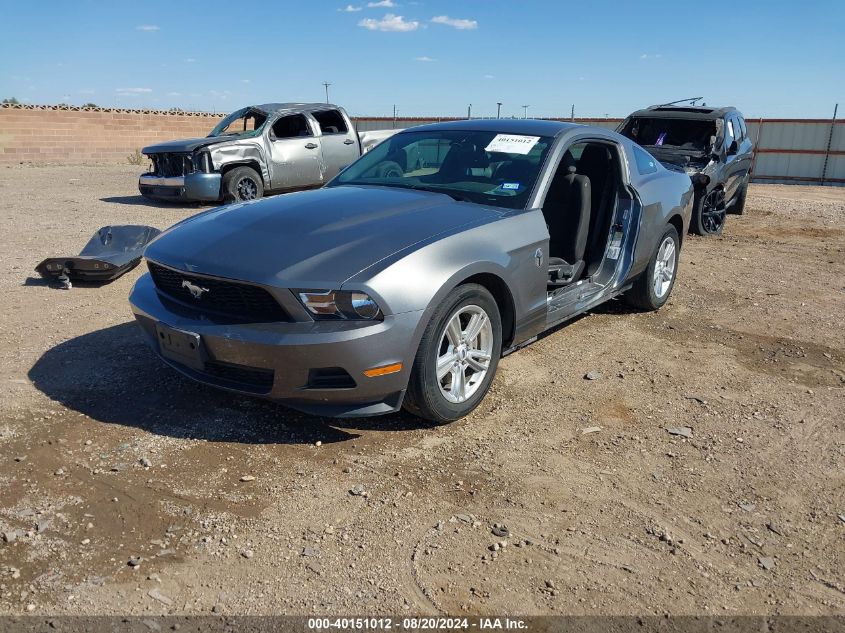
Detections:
[363, 363, 403, 378]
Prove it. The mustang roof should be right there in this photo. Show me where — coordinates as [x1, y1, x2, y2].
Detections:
[406, 119, 581, 137]
[627, 105, 737, 120]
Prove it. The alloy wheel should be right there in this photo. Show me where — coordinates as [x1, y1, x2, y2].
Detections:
[700, 188, 726, 234]
[653, 235, 677, 299]
[436, 305, 493, 404]
[236, 177, 258, 201]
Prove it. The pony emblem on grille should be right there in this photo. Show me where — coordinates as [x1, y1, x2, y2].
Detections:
[181, 279, 209, 299]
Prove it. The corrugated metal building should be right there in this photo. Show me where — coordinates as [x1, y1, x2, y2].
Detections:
[354, 115, 845, 186]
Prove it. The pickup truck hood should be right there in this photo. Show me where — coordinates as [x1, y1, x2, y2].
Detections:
[142, 136, 237, 154]
[145, 185, 501, 288]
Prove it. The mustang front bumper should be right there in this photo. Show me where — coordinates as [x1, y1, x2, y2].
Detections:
[128, 273, 422, 418]
[138, 173, 222, 202]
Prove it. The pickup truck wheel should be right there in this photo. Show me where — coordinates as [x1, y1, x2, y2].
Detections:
[691, 187, 726, 236]
[223, 166, 263, 203]
[403, 284, 502, 423]
[623, 225, 680, 311]
[729, 179, 748, 215]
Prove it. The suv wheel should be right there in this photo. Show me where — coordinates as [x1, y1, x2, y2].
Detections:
[223, 166, 264, 203]
[403, 284, 502, 423]
[692, 187, 726, 235]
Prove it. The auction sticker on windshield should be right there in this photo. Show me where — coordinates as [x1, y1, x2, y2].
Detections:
[485, 134, 540, 155]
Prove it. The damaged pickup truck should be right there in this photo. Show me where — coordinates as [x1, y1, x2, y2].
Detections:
[617, 104, 753, 235]
[139, 103, 396, 203]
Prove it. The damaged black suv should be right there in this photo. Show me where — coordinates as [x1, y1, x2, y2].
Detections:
[618, 104, 754, 235]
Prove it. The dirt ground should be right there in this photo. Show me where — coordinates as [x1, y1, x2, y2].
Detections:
[0, 165, 843, 617]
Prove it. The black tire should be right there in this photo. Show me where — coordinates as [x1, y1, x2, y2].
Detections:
[222, 166, 264, 203]
[403, 284, 502, 423]
[623, 224, 680, 311]
[729, 178, 748, 215]
[691, 187, 726, 236]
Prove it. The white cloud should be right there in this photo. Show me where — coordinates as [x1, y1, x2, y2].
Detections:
[639, 53, 662, 59]
[484, 74, 495, 80]
[185, 58, 196, 63]
[60, 95, 70, 101]
[241, 79, 251, 83]
[136, 25, 160, 31]
[414, 56, 435, 62]
[358, 13, 418, 31]
[367, 0, 396, 7]
[167, 91, 182, 97]
[339, 4, 362, 10]
[431, 15, 477, 29]
[78, 89, 96, 95]
[116, 87, 153, 96]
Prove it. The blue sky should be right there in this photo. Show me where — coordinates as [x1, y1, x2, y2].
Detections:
[1, 1, 843, 118]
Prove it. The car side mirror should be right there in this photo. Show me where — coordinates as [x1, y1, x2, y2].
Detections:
[727, 140, 738, 156]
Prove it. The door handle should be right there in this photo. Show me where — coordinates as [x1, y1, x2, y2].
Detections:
[304, 143, 318, 149]
[343, 139, 355, 145]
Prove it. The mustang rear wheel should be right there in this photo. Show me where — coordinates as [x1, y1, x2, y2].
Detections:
[623, 224, 680, 311]
[691, 187, 726, 235]
[403, 284, 502, 423]
[223, 166, 264, 203]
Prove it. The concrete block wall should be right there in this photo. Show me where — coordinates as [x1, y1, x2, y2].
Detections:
[0, 106, 224, 165]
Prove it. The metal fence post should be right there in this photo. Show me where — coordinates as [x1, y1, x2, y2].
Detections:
[750, 117, 764, 181]
[820, 103, 838, 186]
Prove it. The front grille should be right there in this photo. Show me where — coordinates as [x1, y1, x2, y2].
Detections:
[148, 262, 289, 322]
[151, 153, 192, 177]
[202, 361, 274, 394]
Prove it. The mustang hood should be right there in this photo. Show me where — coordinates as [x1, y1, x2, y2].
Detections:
[142, 136, 236, 154]
[145, 186, 502, 288]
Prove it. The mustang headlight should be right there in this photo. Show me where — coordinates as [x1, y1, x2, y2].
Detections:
[296, 289, 382, 320]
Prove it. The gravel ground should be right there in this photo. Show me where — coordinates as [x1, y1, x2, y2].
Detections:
[0, 165, 843, 616]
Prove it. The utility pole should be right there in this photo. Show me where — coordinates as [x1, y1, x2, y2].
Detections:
[392, 104, 397, 129]
[496, 102, 502, 119]
[322, 81, 332, 104]
[467, 104, 472, 119]
[521, 105, 530, 119]
[570, 104, 575, 122]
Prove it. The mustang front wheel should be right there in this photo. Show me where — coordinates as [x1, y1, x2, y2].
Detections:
[404, 284, 502, 423]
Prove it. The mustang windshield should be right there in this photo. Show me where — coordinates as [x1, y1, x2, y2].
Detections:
[330, 130, 554, 209]
[208, 107, 268, 138]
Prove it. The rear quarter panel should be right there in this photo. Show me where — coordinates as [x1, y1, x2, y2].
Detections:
[629, 166, 693, 277]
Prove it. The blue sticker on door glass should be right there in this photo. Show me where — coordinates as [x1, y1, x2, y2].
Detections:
[502, 182, 520, 190]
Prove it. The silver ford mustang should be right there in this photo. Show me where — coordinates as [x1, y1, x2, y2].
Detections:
[129, 120, 693, 422]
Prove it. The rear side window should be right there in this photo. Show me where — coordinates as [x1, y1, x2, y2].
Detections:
[313, 109, 348, 135]
[725, 119, 736, 143]
[737, 116, 747, 139]
[633, 145, 658, 174]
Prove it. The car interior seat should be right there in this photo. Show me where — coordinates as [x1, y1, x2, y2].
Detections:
[438, 144, 488, 181]
[544, 151, 592, 285]
[577, 144, 616, 275]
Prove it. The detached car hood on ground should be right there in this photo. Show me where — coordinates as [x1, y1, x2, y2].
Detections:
[144, 185, 500, 288]
[141, 136, 236, 154]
